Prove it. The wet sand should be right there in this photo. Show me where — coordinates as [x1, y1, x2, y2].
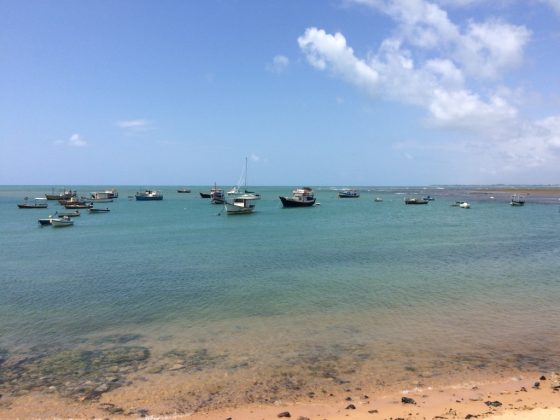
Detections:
[1, 371, 559, 419]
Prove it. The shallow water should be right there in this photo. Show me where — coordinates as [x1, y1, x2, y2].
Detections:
[1, 185, 559, 410]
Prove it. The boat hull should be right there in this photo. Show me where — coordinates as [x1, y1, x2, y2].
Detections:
[199, 192, 211, 198]
[135, 196, 163, 201]
[51, 219, 74, 227]
[38, 218, 52, 226]
[224, 203, 254, 215]
[405, 198, 429, 205]
[18, 204, 48, 209]
[279, 196, 316, 207]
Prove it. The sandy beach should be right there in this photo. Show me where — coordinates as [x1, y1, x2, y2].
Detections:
[1, 371, 559, 419]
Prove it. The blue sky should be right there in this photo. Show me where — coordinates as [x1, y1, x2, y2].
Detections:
[1, 0, 559, 186]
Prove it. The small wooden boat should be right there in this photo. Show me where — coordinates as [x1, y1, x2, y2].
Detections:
[65, 203, 93, 209]
[177, 188, 191, 193]
[88, 208, 110, 213]
[200, 192, 211, 198]
[45, 188, 76, 200]
[374, 197, 383, 202]
[38, 216, 53, 226]
[422, 195, 435, 201]
[210, 186, 225, 204]
[55, 210, 80, 217]
[405, 197, 429, 205]
[338, 189, 360, 198]
[18, 197, 48, 209]
[279, 187, 316, 207]
[510, 194, 525, 206]
[51, 216, 74, 227]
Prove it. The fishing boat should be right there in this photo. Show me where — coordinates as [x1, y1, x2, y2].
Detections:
[17, 197, 48, 209]
[55, 210, 80, 217]
[210, 187, 225, 204]
[89, 207, 110, 213]
[374, 197, 383, 202]
[177, 188, 191, 193]
[38, 216, 53, 226]
[81, 191, 115, 203]
[405, 197, 429, 205]
[422, 195, 435, 201]
[45, 188, 76, 200]
[65, 202, 93, 209]
[135, 190, 163, 201]
[51, 216, 74, 227]
[224, 196, 256, 215]
[279, 187, 316, 207]
[200, 192, 211, 198]
[451, 201, 470, 208]
[338, 189, 360, 198]
[510, 194, 525, 206]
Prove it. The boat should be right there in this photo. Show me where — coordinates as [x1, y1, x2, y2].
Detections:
[422, 195, 435, 201]
[38, 216, 53, 226]
[227, 157, 261, 199]
[59, 197, 88, 206]
[510, 194, 525, 206]
[45, 188, 76, 200]
[65, 202, 93, 209]
[135, 190, 163, 201]
[81, 191, 115, 203]
[210, 186, 225, 204]
[279, 187, 316, 207]
[51, 216, 74, 227]
[55, 210, 80, 217]
[374, 197, 383, 202]
[405, 197, 429, 205]
[89, 207, 110, 213]
[224, 196, 256, 215]
[177, 188, 191, 193]
[200, 192, 211, 198]
[17, 197, 48, 209]
[451, 201, 470, 208]
[338, 189, 360, 198]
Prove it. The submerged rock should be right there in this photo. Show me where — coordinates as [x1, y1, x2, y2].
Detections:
[401, 396, 416, 404]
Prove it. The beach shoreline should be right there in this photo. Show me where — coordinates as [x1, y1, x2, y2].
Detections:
[1, 371, 558, 419]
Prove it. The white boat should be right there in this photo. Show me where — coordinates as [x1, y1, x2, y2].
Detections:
[224, 196, 256, 215]
[451, 201, 470, 208]
[374, 197, 383, 202]
[227, 157, 261, 199]
[510, 194, 525, 206]
[51, 216, 74, 227]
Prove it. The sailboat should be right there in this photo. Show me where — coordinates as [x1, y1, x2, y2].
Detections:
[227, 157, 261, 200]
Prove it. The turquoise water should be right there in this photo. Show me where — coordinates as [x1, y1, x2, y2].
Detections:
[1, 186, 560, 405]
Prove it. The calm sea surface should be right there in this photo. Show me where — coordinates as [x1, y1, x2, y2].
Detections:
[1, 185, 560, 407]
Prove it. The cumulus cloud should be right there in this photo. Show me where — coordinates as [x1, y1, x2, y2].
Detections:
[299, 0, 559, 174]
[298, 27, 515, 129]
[55, 133, 87, 147]
[267, 55, 290, 73]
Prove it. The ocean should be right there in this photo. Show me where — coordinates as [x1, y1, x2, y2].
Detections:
[1, 185, 559, 411]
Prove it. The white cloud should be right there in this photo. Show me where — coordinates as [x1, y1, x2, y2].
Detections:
[115, 119, 154, 133]
[541, 0, 560, 15]
[299, 0, 560, 176]
[267, 55, 290, 73]
[250, 153, 261, 162]
[54, 133, 87, 147]
[298, 27, 515, 129]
